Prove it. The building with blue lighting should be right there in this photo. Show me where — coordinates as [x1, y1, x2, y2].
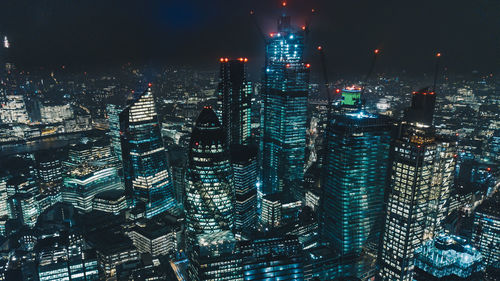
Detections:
[120, 85, 176, 218]
[261, 11, 310, 201]
[414, 234, 484, 280]
[321, 95, 392, 257]
[185, 107, 235, 240]
[231, 144, 258, 235]
[217, 58, 252, 146]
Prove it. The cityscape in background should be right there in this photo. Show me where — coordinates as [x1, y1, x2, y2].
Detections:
[0, 1, 498, 281]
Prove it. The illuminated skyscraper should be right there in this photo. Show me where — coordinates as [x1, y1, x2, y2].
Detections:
[231, 144, 258, 234]
[35, 150, 63, 196]
[261, 11, 310, 201]
[217, 58, 252, 146]
[377, 88, 439, 281]
[321, 94, 392, 256]
[106, 104, 123, 162]
[185, 107, 235, 239]
[120, 84, 176, 218]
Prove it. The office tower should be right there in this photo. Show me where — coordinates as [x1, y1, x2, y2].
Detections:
[377, 88, 439, 281]
[62, 166, 122, 212]
[37, 245, 99, 281]
[217, 58, 252, 146]
[120, 84, 176, 218]
[472, 192, 499, 268]
[129, 220, 179, 257]
[35, 150, 62, 196]
[413, 234, 484, 280]
[403, 87, 436, 125]
[0, 174, 10, 218]
[9, 193, 39, 227]
[185, 107, 235, 239]
[261, 11, 310, 201]
[321, 104, 392, 256]
[241, 235, 305, 280]
[92, 233, 140, 279]
[106, 104, 123, 162]
[426, 139, 456, 239]
[260, 193, 281, 228]
[188, 231, 242, 281]
[231, 144, 258, 234]
[92, 190, 127, 215]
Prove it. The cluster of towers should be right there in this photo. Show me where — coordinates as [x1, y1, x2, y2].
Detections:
[112, 6, 494, 281]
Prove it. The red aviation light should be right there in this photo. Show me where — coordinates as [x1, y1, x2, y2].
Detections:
[486, 167, 491, 171]
[195, 142, 199, 146]
[286, 63, 291, 68]
[270, 33, 274, 37]
[301, 26, 306, 31]
[282, 1, 287, 7]
[220, 58, 224, 62]
[224, 58, 228, 62]
[429, 92, 435, 95]
[148, 83, 152, 88]
[305, 63, 311, 68]
[374, 49, 380, 54]
[335, 89, 341, 93]
[244, 58, 248, 62]
[317, 46, 323, 51]
[436, 52, 441, 57]
[311, 8, 316, 13]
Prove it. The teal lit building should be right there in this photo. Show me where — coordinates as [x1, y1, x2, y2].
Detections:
[185, 107, 235, 239]
[261, 11, 310, 201]
[120, 85, 176, 218]
[321, 92, 392, 257]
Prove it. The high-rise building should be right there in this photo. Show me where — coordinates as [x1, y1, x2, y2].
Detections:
[261, 11, 310, 201]
[217, 58, 252, 146]
[231, 144, 258, 234]
[260, 193, 281, 229]
[120, 84, 176, 218]
[185, 107, 235, 240]
[426, 139, 456, 239]
[106, 104, 123, 162]
[321, 101, 392, 256]
[413, 234, 484, 280]
[35, 150, 63, 196]
[378, 89, 439, 281]
[472, 192, 499, 268]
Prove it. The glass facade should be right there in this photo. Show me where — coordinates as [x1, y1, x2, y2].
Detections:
[231, 144, 258, 234]
[106, 104, 123, 162]
[321, 110, 392, 256]
[261, 13, 309, 201]
[119, 85, 176, 218]
[185, 107, 235, 239]
[217, 58, 252, 146]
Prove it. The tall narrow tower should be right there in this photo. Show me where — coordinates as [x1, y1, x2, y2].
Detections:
[120, 84, 176, 218]
[216, 58, 252, 146]
[377, 88, 449, 280]
[261, 10, 310, 201]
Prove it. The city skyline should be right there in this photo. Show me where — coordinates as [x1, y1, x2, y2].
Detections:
[0, 1, 497, 281]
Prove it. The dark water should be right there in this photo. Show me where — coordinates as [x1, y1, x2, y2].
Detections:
[0, 133, 83, 157]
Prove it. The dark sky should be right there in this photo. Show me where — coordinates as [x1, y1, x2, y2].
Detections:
[0, 0, 499, 75]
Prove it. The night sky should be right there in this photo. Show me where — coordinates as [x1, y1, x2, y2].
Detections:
[1, 0, 499, 75]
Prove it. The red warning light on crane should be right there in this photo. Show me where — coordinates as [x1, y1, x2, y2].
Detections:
[317, 46, 323, 51]
[148, 83, 152, 88]
[282, 1, 287, 7]
[374, 49, 380, 54]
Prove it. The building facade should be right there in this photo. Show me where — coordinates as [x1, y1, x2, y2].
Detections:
[261, 12, 310, 201]
[120, 85, 176, 217]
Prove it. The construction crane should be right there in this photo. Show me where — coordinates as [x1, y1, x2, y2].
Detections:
[433, 52, 442, 92]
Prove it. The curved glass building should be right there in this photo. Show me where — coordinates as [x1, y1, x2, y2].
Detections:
[185, 107, 235, 238]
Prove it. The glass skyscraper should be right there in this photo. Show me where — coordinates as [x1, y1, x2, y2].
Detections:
[119, 85, 176, 218]
[231, 144, 258, 235]
[185, 107, 235, 239]
[472, 192, 499, 268]
[261, 12, 310, 201]
[217, 58, 252, 146]
[377, 88, 440, 281]
[321, 96, 392, 257]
